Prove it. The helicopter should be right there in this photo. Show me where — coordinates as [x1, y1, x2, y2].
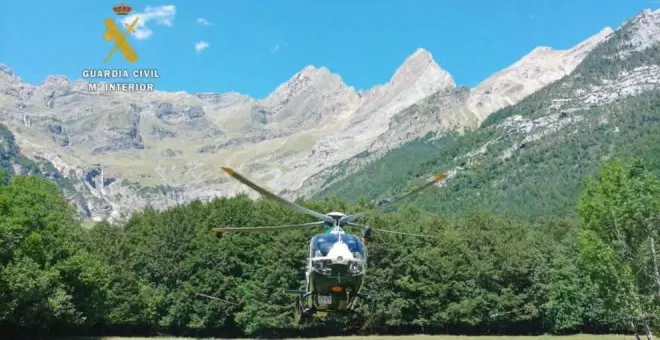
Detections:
[211, 167, 445, 329]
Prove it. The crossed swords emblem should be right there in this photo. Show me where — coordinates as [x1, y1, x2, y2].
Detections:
[103, 17, 139, 63]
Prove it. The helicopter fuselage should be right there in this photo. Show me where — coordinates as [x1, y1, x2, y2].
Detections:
[213, 167, 442, 328]
[303, 227, 367, 312]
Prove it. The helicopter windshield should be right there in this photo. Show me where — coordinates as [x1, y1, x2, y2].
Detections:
[310, 233, 365, 259]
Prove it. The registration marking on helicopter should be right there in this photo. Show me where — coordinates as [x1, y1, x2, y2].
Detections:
[318, 295, 332, 304]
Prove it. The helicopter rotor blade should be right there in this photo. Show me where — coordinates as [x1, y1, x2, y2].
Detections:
[372, 228, 439, 238]
[339, 172, 446, 225]
[222, 167, 335, 225]
[345, 222, 439, 238]
[212, 221, 325, 234]
[343, 222, 368, 230]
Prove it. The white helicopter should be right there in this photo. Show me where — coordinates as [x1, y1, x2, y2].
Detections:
[211, 167, 445, 329]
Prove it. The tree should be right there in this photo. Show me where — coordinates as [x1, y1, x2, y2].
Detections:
[0, 175, 112, 336]
[577, 158, 660, 338]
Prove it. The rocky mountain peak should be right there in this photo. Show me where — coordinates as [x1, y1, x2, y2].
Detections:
[407, 48, 434, 63]
[264, 65, 350, 104]
[315, 48, 461, 172]
[298, 65, 331, 77]
[632, 8, 660, 23]
[287, 65, 334, 87]
[466, 26, 613, 121]
[0, 64, 18, 80]
[260, 65, 359, 128]
[619, 8, 660, 55]
[527, 46, 555, 56]
[564, 27, 614, 63]
[585, 26, 615, 44]
[390, 48, 455, 90]
[40, 75, 71, 88]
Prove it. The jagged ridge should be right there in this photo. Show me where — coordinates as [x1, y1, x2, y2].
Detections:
[317, 9, 660, 220]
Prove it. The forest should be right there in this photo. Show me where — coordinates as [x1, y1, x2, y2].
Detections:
[0, 157, 659, 339]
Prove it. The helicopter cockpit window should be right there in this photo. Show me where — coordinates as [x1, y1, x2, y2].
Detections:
[343, 235, 365, 259]
[310, 234, 366, 259]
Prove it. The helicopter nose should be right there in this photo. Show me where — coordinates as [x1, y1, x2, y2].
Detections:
[327, 243, 353, 265]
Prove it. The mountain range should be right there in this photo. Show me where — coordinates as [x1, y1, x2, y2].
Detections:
[1, 9, 659, 221]
[317, 9, 660, 220]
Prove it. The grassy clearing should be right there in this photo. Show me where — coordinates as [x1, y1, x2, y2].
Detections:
[318, 336, 630, 340]
[65, 335, 632, 340]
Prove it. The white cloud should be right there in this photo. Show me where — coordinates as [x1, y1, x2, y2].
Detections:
[197, 17, 213, 26]
[122, 5, 176, 40]
[195, 41, 210, 53]
[271, 44, 280, 53]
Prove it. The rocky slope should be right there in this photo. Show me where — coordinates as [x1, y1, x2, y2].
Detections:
[466, 27, 614, 121]
[0, 51, 460, 220]
[0, 13, 625, 220]
[295, 26, 614, 197]
[317, 9, 660, 219]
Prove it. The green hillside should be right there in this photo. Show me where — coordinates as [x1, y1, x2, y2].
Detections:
[317, 89, 660, 220]
[316, 20, 660, 221]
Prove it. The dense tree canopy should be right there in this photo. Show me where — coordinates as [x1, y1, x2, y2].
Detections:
[0, 158, 658, 338]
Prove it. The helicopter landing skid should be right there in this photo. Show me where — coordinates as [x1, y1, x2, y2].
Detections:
[287, 289, 376, 328]
[289, 290, 315, 325]
[351, 293, 377, 331]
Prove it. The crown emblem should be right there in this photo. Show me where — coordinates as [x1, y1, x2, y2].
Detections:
[113, 3, 132, 15]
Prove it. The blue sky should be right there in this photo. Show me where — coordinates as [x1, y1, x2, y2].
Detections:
[0, 0, 658, 99]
